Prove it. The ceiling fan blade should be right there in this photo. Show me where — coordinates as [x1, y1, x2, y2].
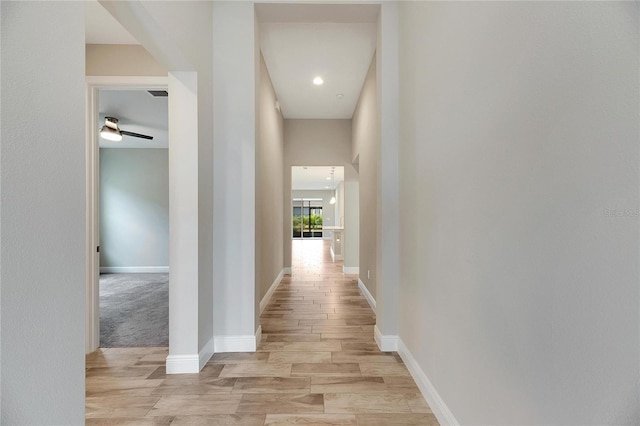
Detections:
[120, 130, 153, 140]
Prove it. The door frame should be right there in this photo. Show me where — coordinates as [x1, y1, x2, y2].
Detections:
[85, 76, 169, 354]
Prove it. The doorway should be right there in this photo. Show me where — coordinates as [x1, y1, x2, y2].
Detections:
[85, 77, 169, 353]
[98, 89, 169, 347]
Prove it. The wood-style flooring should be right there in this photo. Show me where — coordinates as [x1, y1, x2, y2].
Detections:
[86, 239, 438, 425]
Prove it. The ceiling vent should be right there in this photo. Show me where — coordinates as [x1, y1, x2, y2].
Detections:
[148, 90, 168, 97]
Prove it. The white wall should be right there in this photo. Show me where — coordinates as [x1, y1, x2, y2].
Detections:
[352, 54, 377, 297]
[213, 2, 257, 339]
[1, 2, 85, 423]
[256, 52, 285, 303]
[100, 148, 169, 271]
[284, 119, 359, 270]
[398, 2, 639, 424]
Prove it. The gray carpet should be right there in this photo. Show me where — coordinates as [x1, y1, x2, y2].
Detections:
[100, 273, 168, 347]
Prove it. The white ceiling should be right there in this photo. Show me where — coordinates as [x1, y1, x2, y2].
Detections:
[99, 90, 168, 148]
[85, 1, 139, 45]
[292, 166, 344, 191]
[87, 2, 378, 120]
[260, 22, 376, 119]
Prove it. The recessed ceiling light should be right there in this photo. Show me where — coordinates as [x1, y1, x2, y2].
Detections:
[336, 94, 344, 100]
[313, 77, 324, 86]
[326, 176, 331, 180]
[324, 186, 330, 189]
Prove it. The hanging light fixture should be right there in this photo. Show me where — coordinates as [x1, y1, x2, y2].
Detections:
[329, 167, 337, 205]
[100, 117, 123, 142]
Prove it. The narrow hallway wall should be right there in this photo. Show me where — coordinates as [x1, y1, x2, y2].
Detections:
[256, 53, 285, 307]
[397, 2, 640, 424]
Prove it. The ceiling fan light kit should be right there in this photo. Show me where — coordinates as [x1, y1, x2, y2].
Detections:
[99, 116, 154, 141]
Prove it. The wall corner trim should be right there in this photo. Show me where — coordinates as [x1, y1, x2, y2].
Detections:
[260, 268, 285, 315]
[343, 266, 360, 274]
[358, 278, 376, 313]
[374, 325, 397, 351]
[398, 338, 460, 426]
[198, 338, 215, 370]
[214, 334, 257, 353]
[166, 354, 200, 374]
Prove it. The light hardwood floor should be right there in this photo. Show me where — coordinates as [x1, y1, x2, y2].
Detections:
[86, 239, 438, 425]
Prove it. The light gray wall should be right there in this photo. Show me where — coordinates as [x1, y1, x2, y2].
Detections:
[213, 1, 257, 337]
[256, 52, 284, 303]
[1, 2, 85, 423]
[284, 119, 359, 269]
[352, 54, 377, 298]
[100, 148, 169, 269]
[398, 2, 639, 424]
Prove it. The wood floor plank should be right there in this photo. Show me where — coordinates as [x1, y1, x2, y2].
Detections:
[291, 363, 361, 377]
[86, 396, 161, 418]
[209, 352, 269, 364]
[232, 377, 310, 394]
[86, 416, 174, 425]
[264, 414, 357, 425]
[309, 377, 388, 394]
[218, 363, 292, 378]
[324, 393, 412, 414]
[169, 414, 265, 425]
[236, 393, 324, 414]
[146, 395, 242, 416]
[268, 351, 332, 364]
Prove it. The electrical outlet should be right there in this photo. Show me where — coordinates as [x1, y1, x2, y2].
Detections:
[367, 270, 370, 279]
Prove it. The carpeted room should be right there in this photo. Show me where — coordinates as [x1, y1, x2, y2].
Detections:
[98, 89, 169, 348]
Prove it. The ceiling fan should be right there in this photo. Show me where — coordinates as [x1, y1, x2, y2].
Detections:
[99, 117, 154, 141]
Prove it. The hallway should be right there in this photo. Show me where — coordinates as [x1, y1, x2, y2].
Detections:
[86, 240, 437, 425]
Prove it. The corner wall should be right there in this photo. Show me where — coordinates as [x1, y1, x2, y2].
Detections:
[352, 54, 377, 298]
[256, 52, 285, 305]
[1, 2, 86, 423]
[397, 2, 639, 424]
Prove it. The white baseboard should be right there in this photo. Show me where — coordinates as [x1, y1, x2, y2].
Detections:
[358, 279, 376, 313]
[214, 332, 258, 353]
[260, 268, 285, 315]
[100, 266, 169, 274]
[166, 354, 200, 374]
[198, 337, 215, 370]
[398, 338, 459, 426]
[374, 325, 398, 352]
[343, 266, 359, 274]
[283, 267, 292, 275]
